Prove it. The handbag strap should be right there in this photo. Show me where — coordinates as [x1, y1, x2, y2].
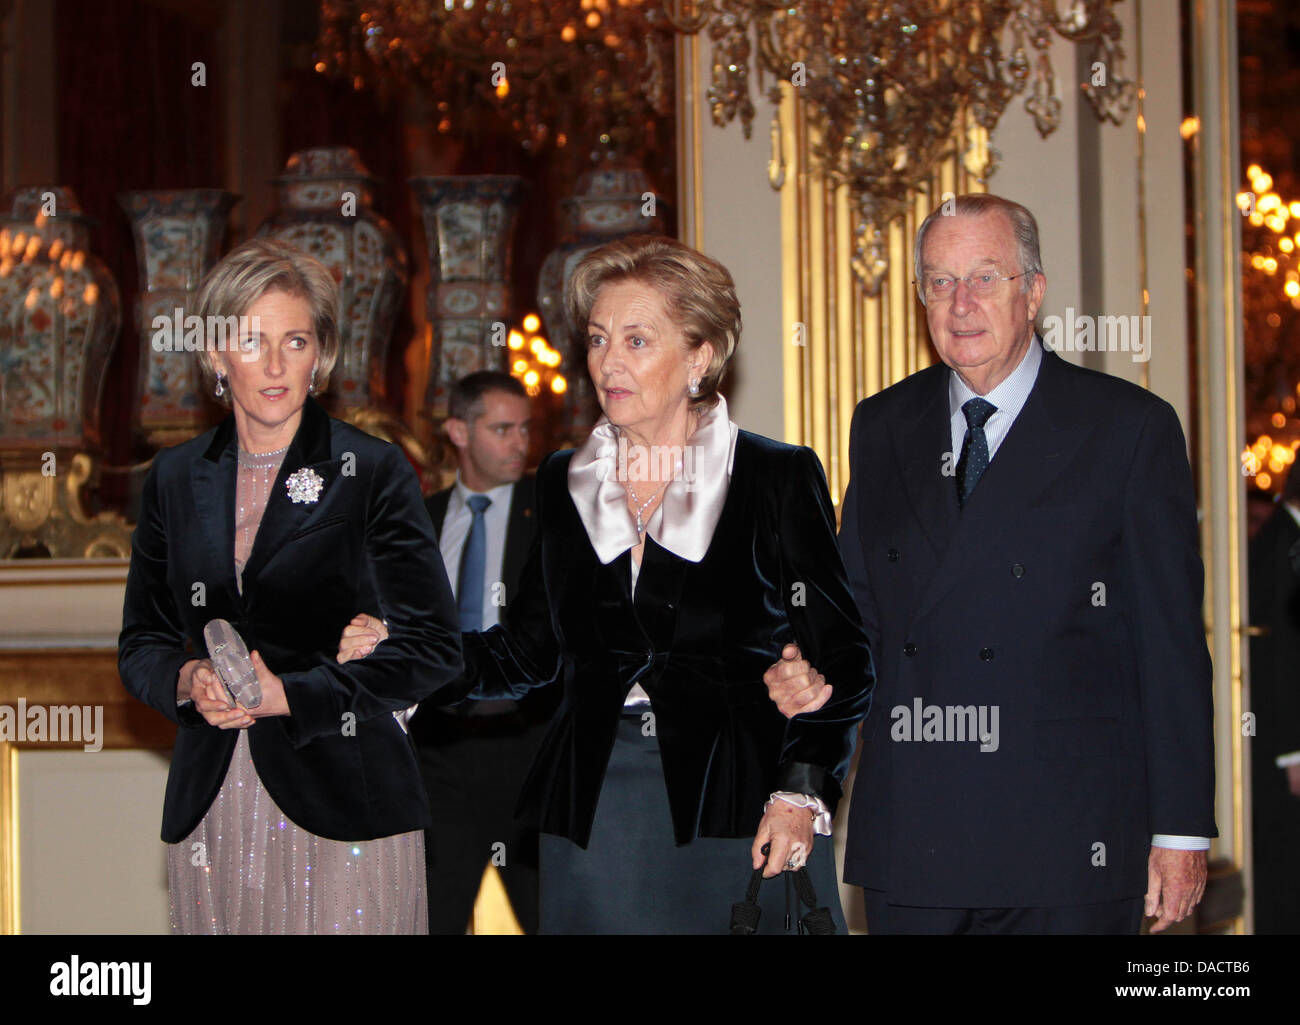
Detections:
[729, 843, 836, 935]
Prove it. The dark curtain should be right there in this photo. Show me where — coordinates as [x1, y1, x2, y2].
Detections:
[55, 0, 225, 510]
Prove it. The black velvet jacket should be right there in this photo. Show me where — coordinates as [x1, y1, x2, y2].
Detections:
[459, 430, 875, 848]
[118, 398, 463, 843]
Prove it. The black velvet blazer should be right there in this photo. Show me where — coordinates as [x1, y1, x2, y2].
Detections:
[118, 398, 463, 843]
[460, 430, 875, 848]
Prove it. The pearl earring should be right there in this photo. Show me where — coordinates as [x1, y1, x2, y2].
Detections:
[688, 377, 700, 396]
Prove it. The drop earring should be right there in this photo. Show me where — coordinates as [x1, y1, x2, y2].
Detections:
[214, 372, 226, 398]
[310, 362, 318, 394]
[687, 376, 700, 396]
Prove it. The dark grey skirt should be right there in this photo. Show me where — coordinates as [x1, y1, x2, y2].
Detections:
[539, 714, 846, 935]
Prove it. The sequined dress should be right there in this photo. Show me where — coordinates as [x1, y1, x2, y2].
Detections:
[166, 446, 428, 934]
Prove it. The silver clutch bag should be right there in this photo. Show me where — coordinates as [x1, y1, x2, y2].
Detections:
[203, 618, 262, 709]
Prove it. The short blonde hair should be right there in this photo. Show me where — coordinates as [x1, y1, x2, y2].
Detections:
[194, 237, 340, 403]
[565, 235, 740, 408]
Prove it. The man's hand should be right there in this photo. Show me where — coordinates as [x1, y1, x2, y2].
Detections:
[337, 613, 388, 663]
[762, 643, 831, 718]
[1145, 847, 1207, 933]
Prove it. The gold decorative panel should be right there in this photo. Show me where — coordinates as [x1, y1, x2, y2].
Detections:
[778, 83, 988, 504]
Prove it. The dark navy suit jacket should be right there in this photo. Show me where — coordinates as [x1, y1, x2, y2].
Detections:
[839, 346, 1217, 907]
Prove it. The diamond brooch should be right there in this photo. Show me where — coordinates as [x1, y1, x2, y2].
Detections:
[285, 467, 324, 504]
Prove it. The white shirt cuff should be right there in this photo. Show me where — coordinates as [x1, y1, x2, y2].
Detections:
[769, 792, 833, 836]
[1151, 834, 1211, 850]
[1275, 750, 1300, 768]
[393, 705, 418, 733]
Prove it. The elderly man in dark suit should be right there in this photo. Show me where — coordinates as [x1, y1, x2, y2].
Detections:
[768, 193, 1216, 934]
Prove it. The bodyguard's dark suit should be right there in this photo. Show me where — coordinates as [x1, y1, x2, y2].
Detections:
[460, 432, 874, 847]
[840, 346, 1216, 909]
[422, 477, 538, 616]
[118, 398, 463, 843]
[410, 475, 557, 933]
[1247, 505, 1300, 933]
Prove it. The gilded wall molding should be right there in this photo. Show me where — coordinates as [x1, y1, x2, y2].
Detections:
[779, 81, 988, 504]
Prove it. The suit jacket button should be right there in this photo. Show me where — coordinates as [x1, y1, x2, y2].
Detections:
[1012, 563, 1025, 578]
[903, 642, 917, 657]
[979, 647, 994, 661]
[887, 547, 900, 562]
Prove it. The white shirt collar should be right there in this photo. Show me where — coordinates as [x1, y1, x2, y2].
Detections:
[449, 475, 514, 514]
[567, 394, 739, 564]
[948, 334, 1043, 420]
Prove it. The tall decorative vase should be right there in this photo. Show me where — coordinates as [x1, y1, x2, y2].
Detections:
[0, 186, 132, 557]
[119, 188, 237, 447]
[409, 175, 525, 421]
[0, 186, 121, 450]
[535, 165, 668, 432]
[258, 147, 408, 414]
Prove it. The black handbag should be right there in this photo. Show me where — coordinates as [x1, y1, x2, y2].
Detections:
[730, 842, 836, 935]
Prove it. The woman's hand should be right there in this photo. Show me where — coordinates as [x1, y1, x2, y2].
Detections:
[752, 799, 816, 878]
[337, 613, 388, 663]
[182, 659, 254, 729]
[246, 650, 290, 718]
[180, 653, 290, 728]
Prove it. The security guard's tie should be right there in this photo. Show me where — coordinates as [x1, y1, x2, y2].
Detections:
[457, 494, 492, 631]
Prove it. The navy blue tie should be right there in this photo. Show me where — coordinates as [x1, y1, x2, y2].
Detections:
[457, 494, 491, 631]
[956, 397, 996, 508]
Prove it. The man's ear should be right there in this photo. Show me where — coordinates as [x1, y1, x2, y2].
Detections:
[445, 417, 469, 449]
[1026, 273, 1047, 323]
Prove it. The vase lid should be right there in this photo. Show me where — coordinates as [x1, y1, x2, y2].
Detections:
[273, 146, 381, 186]
[1, 185, 92, 224]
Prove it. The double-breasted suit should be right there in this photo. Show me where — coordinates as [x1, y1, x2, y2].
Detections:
[839, 345, 1216, 908]
[118, 397, 463, 843]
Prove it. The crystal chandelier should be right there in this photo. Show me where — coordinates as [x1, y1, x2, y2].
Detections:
[317, 1, 1133, 291]
[316, 0, 676, 163]
[673, 0, 1135, 291]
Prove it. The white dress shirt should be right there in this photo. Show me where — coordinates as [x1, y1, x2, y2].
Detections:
[947, 333, 1042, 464]
[948, 339, 1209, 852]
[439, 478, 515, 629]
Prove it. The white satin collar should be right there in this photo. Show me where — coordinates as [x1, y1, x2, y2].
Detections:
[567, 394, 738, 564]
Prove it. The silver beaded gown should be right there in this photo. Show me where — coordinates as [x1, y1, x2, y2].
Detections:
[166, 446, 428, 934]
